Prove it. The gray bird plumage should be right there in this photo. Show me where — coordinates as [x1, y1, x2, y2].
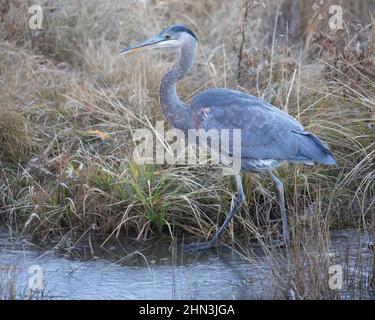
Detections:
[121, 24, 336, 250]
[191, 88, 336, 171]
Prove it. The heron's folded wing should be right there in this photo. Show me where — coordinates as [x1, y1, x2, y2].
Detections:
[193, 89, 305, 160]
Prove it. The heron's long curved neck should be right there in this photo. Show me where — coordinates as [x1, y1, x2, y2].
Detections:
[160, 37, 196, 131]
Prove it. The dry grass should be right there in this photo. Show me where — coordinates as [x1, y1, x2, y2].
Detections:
[0, 0, 374, 299]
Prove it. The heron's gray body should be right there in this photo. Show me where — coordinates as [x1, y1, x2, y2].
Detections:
[190, 88, 336, 172]
[122, 24, 336, 249]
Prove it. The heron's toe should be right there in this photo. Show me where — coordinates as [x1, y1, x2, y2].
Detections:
[265, 238, 287, 249]
[182, 241, 214, 252]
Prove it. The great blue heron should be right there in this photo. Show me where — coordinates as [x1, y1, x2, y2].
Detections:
[121, 24, 336, 250]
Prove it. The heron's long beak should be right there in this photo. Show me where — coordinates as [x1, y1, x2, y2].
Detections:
[120, 35, 166, 54]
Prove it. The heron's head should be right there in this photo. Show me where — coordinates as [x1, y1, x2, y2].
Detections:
[121, 24, 198, 55]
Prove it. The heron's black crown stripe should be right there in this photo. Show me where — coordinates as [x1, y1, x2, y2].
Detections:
[163, 24, 198, 41]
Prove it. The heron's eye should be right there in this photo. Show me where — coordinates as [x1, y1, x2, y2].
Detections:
[165, 34, 171, 40]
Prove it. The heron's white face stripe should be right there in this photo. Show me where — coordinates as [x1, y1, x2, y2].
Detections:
[153, 39, 180, 49]
[155, 32, 194, 49]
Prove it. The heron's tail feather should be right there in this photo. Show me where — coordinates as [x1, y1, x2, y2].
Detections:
[295, 132, 336, 165]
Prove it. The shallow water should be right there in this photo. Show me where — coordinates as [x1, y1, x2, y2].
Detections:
[0, 230, 373, 300]
[0, 234, 271, 299]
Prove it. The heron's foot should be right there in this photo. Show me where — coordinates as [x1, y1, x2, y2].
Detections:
[182, 241, 215, 252]
[265, 238, 287, 249]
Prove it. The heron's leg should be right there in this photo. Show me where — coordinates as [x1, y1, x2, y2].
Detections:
[268, 170, 290, 244]
[184, 174, 245, 251]
[209, 174, 245, 245]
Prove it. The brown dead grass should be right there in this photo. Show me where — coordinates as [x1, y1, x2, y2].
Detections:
[0, 0, 373, 256]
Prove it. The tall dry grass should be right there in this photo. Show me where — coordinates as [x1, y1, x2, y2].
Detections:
[0, 1, 374, 299]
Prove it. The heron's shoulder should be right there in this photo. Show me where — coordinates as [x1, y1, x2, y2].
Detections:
[191, 88, 259, 105]
[191, 88, 282, 113]
[191, 88, 303, 130]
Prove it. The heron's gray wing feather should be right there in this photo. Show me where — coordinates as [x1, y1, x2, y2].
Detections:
[191, 88, 305, 160]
